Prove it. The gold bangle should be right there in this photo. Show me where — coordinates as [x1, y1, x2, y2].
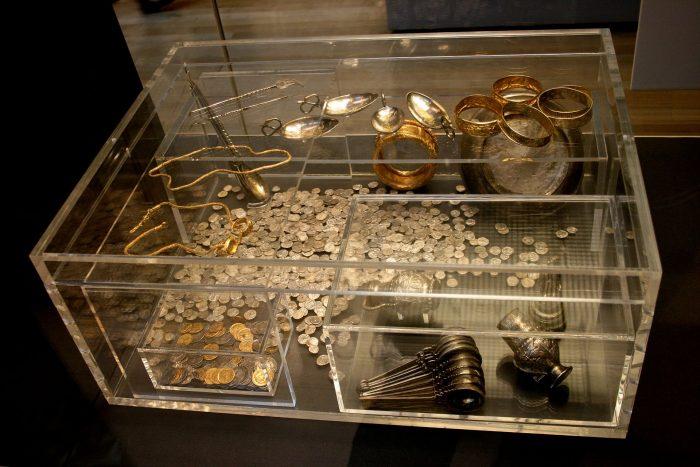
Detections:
[492, 75, 543, 106]
[372, 120, 437, 191]
[537, 86, 593, 129]
[497, 102, 556, 148]
[454, 95, 502, 137]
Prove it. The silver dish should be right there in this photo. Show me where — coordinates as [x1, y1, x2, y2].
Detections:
[460, 109, 583, 195]
[406, 91, 456, 138]
[299, 93, 379, 116]
[262, 116, 339, 140]
[371, 93, 404, 133]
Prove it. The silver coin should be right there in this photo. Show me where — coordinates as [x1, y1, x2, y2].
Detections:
[566, 226, 578, 234]
[506, 276, 520, 287]
[555, 229, 569, 239]
[522, 236, 534, 245]
[297, 333, 310, 345]
[217, 190, 228, 198]
[521, 277, 536, 288]
[316, 354, 330, 366]
[243, 309, 257, 320]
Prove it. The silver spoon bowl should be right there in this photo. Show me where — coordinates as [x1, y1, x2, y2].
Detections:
[371, 93, 404, 133]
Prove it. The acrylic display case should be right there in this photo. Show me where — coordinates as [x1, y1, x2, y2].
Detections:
[31, 30, 660, 437]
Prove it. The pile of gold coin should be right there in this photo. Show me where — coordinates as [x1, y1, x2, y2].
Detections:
[158, 353, 278, 390]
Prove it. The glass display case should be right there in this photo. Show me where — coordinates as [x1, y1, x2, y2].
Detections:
[31, 30, 660, 437]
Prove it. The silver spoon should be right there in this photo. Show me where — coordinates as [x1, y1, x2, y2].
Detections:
[371, 93, 404, 133]
[406, 91, 456, 139]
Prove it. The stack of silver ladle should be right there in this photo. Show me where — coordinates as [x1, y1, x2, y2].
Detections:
[358, 335, 485, 413]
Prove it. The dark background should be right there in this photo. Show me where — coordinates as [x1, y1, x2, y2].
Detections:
[7, 1, 699, 465]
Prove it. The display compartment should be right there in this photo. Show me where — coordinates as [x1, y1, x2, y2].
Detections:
[327, 329, 631, 427]
[137, 289, 288, 397]
[31, 31, 660, 437]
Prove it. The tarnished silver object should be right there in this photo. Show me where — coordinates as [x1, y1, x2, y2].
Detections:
[299, 92, 379, 116]
[261, 115, 339, 140]
[358, 335, 485, 413]
[497, 306, 572, 389]
[371, 93, 404, 133]
[406, 91, 456, 138]
[497, 357, 570, 414]
[185, 72, 271, 204]
[362, 271, 436, 312]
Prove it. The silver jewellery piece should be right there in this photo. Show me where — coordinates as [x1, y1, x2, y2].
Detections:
[190, 79, 301, 118]
[406, 91, 456, 139]
[261, 115, 339, 140]
[371, 93, 404, 133]
[190, 96, 289, 123]
[185, 71, 271, 205]
[298, 93, 379, 116]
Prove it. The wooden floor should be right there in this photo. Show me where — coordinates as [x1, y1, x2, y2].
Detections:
[114, 0, 700, 136]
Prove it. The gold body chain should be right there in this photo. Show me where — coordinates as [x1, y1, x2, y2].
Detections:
[124, 201, 253, 256]
[148, 144, 292, 192]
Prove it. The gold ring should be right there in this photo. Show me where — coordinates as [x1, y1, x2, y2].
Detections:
[492, 75, 543, 106]
[454, 95, 502, 137]
[497, 102, 556, 148]
[372, 120, 437, 190]
[537, 86, 593, 129]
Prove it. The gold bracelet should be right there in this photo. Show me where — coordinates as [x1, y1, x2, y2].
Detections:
[497, 102, 556, 148]
[124, 201, 253, 256]
[149, 144, 291, 192]
[492, 75, 543, 106]
[454, 95, 502, 137]
[537, 86, 593, 129]
[372, 120, 437, 191]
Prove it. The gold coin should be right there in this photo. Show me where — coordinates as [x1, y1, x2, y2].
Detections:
[217, 367, 235, 384]
[229, 323, 245, 337]
[228, 356, 243, 367]
[189, 323, 204, 334]
[204, 367, 218, 385]
[252, 368, 268, 387]
[180, 323, 192, 334]
[238, 329, 253, 341]
[239, 341, 253, 352]
[210, 328, 226, 338]
[209, 322, 224, 333]
[203, 343, 219, 361]
[176, 333, 193, 346]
